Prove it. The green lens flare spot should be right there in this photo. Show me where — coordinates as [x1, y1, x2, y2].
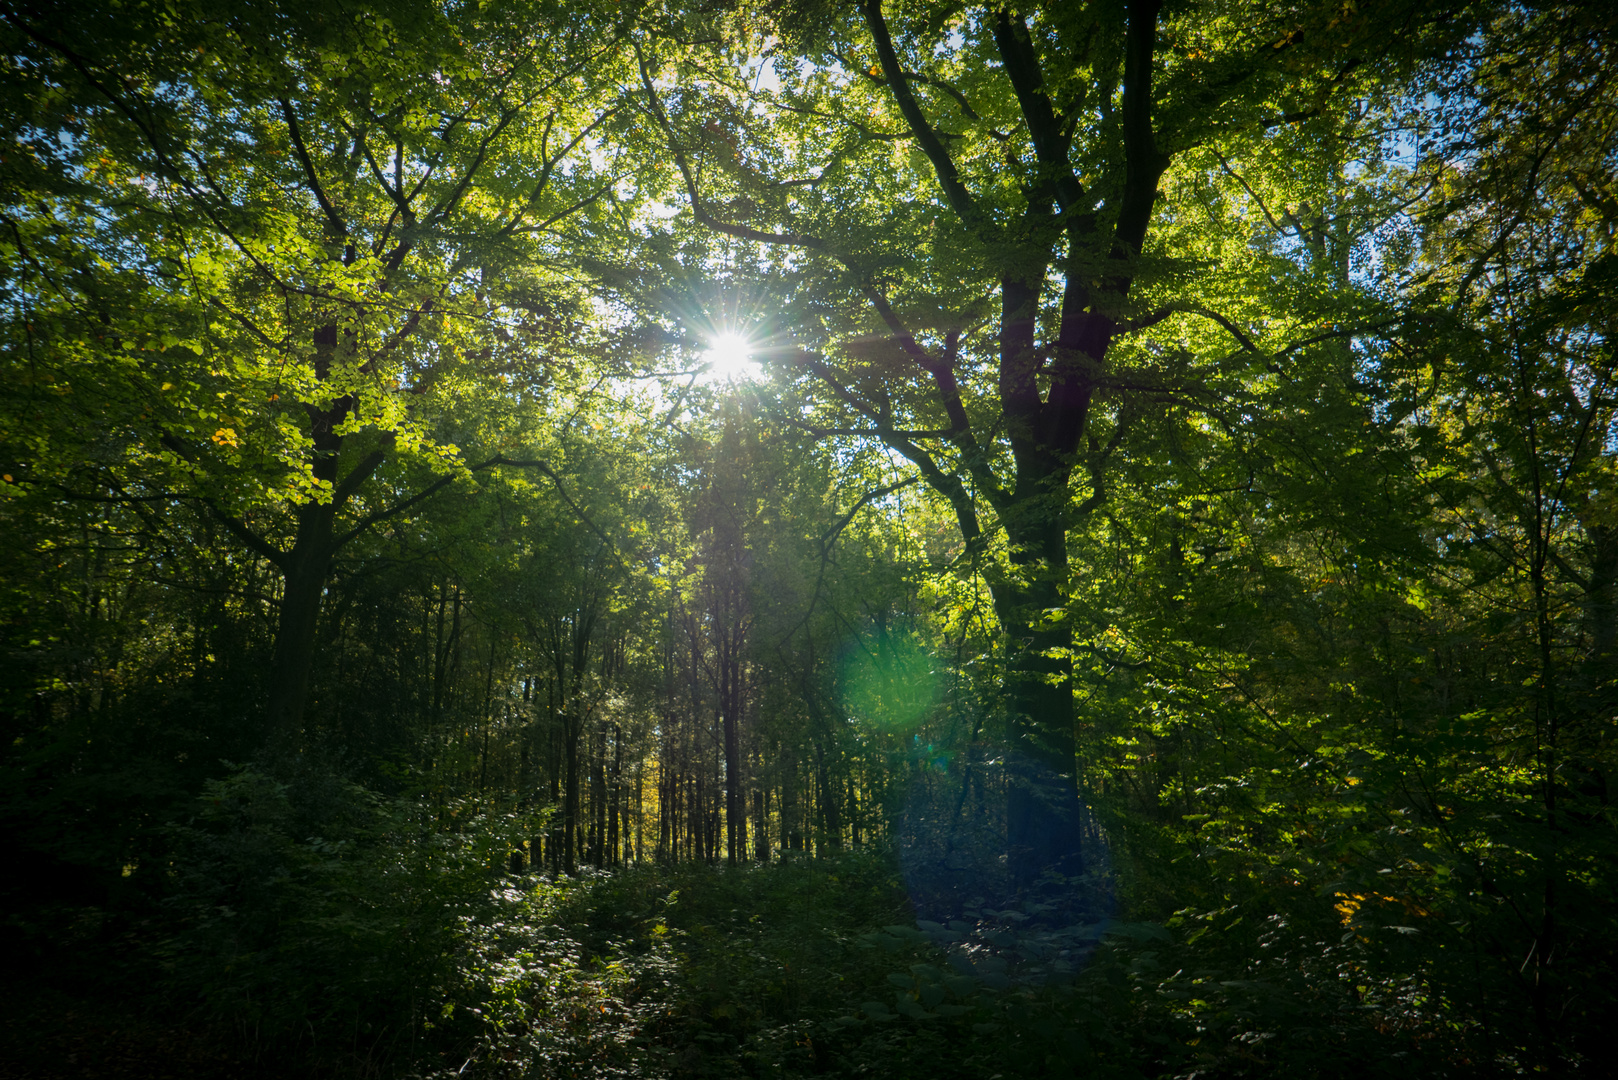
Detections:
[843, 635, 941, 732]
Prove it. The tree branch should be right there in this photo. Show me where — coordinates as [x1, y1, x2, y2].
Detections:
[154, 433, 289, 568]
[861, 0, 984, 233]
[1115, 0, 1167, 259]
[990, 10, 1084, 212]
[278, 98, 348, 245]
[331, 448, 388, 510]
[637, 47, 825, 250]
[1117, 302, 1261, 352]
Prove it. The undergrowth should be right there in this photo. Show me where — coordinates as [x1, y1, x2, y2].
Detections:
[3, 766, 1490, 1079]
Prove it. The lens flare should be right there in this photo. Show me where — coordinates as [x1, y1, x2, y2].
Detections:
[844, 637, 940, 732]
[703, 331, 758, 382]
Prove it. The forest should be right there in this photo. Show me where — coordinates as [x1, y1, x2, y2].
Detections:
[1, 0, 1613, 1077]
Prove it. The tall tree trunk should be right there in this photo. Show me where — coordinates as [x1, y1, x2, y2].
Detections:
[993, 511, 1082, 887]
[609, 723, 622, 866]
[265, 504, 336, 750]
[815, 739, 841, 850]
[658, 759, 672, 862]
[692, 772, 706, 862]
[722, 650, 743, 864]
[260, 346, 389, 749]
[634, 766, 644, 863]
[265, 387, 344, 748]
[591, 731, 607, 867]
[848, 775, 861, 848]
[754, 788, 768, 862]
[546, 677, 563, 873]
[563, 704, 580, 874]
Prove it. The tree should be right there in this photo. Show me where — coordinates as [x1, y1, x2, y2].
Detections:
[631, 0, 1465, 883]
[2, 0, 636, 749]
[1045, 5, 1618, 1066]
[1387, 6, 1618, 1061]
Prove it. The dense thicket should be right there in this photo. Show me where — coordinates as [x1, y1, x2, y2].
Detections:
[2, 1, 1613, 1077]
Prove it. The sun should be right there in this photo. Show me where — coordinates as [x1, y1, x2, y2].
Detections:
[702, 331, 760, 383]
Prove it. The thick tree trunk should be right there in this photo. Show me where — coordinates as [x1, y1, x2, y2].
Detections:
[546, 678, 563, 872]
[265, 498, 338, 751]
[635, 767, 644, 862]
[260, 376, 388, 752]
[1584, 525, 1617, 668]
[658, 761, 672, 862]
[997, 599, 1081, 887]
[848, 776, 862, 847]
[993, 489, 1082, 889]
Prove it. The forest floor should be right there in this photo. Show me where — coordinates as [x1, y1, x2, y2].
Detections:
[0, 850, 1162, 1080]
[399, 850, 1147, 1079]
[0, 983, 260, 1080]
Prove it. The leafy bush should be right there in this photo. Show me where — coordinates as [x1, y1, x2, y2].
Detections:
[137, 782, 1501, 1078]
[157, 763, 546, 1073]
[427, 850, 1173, 1080]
